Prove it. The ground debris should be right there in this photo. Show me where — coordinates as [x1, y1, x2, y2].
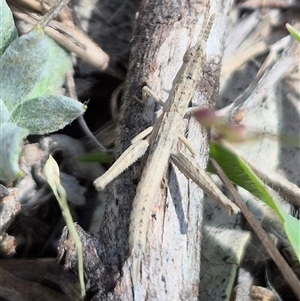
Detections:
[0, 258, 80, 301]
[58, 224, 115, 299]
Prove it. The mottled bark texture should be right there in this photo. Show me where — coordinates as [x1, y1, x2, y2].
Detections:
[60, 0, 233, 300]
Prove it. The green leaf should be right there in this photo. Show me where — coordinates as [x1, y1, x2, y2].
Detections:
[0, 26, 48, 111]
[0, 0, 18, 55]
[26, 35, 72, 99]
[0, 122, 28, 181]
[10, 94, 86, 134]
[76, 152, 113, 164]
[209, 140, 300, 261]
[286, 24, 300, 43]
[282, 210, 300, 261]
[209, 141, 283, 220]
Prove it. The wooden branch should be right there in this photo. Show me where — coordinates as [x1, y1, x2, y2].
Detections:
[57, 0, 234, 299]
[90, 0, 234, 300]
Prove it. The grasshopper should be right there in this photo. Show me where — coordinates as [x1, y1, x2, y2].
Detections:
[94, 13, 239, 286]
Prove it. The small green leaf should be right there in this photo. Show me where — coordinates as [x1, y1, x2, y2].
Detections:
[286, 23, 300, 43]
[0, 0, 18, 55]
[209, 141, 300, 261]
[0, 26, 48, 111]
[10, 94, 86, 134]
[0, 122, 28, 181]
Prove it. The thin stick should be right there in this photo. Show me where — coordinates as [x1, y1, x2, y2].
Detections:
[209, 157, 300, 299]
[38, 0, 70, 28]
[65, 70, 108, 152]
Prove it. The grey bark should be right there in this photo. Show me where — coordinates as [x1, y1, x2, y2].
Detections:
[60, 0, 234, 300]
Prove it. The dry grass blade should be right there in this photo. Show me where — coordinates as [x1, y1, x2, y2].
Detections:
[38, 0, 70, 28]
[221, 12, 269, 76]
[220, 35, 290, 119]
[232, 39, 300, 119]
[7, 0, 124, 79]
[240, 0, 300, 9]
[43, 156, 85, 300]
